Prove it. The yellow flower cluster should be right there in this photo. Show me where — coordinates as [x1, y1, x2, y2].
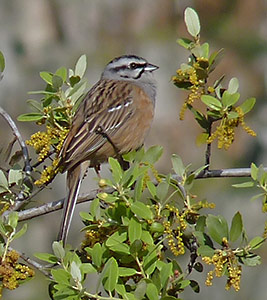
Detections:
[164, 205, 187, 256]
[172, 58, 208, 120]
[26, 131, 51, 161]
[27, 126, 69, 162]
[208, 106, 256, 150]
[82, 221, 111, 249]
[27, 126, 69, 186]
[0, 250, 34, 295]
[34, 159, 59, 186]
[202, 247, 242, 291]
[164, 220, 185, 256]
[236, 107, 256, 137]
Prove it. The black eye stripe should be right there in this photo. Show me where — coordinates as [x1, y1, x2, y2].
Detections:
[112, 63, 146, 72]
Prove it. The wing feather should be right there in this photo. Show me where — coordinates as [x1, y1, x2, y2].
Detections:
[60, 79, 136, 170]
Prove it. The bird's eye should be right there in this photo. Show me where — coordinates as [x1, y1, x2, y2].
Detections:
[129, 62, 138, 69]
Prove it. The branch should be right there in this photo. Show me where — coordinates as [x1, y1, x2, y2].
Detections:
[0, 107, 32, 175]
[195, 168, 267, 179]
[17, 187, 114, 221]
[15, 167, 267, 222]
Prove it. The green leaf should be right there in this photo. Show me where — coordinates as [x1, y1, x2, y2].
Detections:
[206, 214, 229, 245]
[130, 239, 143, 256]
[171, 154, 185, 177]
[34, 252, 58, 263]
[141, 231, 154, 245]
[176, 38, 193, 49]
[150, 222, 165, 233]
[230, 212, 243, 243]
[0, 170, 8, 190]
[106, 231, 127, 247]
[147, 181, 157, 197]
[196, 133, 209, 146]
[146, 283, 158, 300]
[160, 263, 172, 289]
[69, 75, 80, 87]
[8, 169, 23, 185]
[241, 254, 261, 266]
[89, 198, 100, 218]
[0, 51, 5, 72]
[201, 43, 209, 59]
[17, 113, 44, 122]
[108, 157, 123, 182]
[190, 280, 200, 293]
[51, 269, 70, 285]
[52, 241, 65, 260]
[102, 257, 118, 292]
[156, 181, 169, 202]
[201, 95, 222, 111]
[128, 217, 142, 243]
[68, 81, 87, 104]
[184, 7, 200, 37]
[195, 215, 206, 232]
[161, 297, 179, 300]
[40, 71, 53, 85]
[222, 91, 240, 108]
[26, 99, 43, 112]
[249, 236, 265, 250]
[131, 202, 153, 220]
[197, 245, 215, 257]
[13, 223, 27, 240]
[74, 54, 87, 78]
[55, 67, 67, 82]
[134, 280, 147, 300]
[143, 145, 163, 164]
[227, 111, 239, 119]
[8, 211, 18, 229]
[239, 97, 256, 114]
[134, 175, 144, 201]
[118, 267, 137, 277]
[228, 77, 239, 94]
[109, 243, 130, 255]
[232, 181, 254, 188]
[70, 261, 81, 282]
[80, 263, 96, 275]
[92, 243, 102, 268]
[52, 74, 63, 89]
[251, 163, 258, 181]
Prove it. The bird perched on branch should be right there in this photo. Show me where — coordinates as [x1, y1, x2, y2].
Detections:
[58, 54, 159, 245]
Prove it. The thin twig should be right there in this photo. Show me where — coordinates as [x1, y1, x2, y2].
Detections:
[9, 246, 52, 278]
[17, 187, 114, 221]
[15, 167, 267, 222]
[0, 107, 32, 175]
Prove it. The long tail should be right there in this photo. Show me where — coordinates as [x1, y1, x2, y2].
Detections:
[58, 164, 83, 246]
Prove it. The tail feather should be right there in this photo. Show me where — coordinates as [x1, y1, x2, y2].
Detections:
[58, 165, 82, 246]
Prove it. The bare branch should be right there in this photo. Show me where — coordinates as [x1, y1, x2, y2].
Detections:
[195, 168, 267, 179]
[15, 167, 267, 222]
[17, 187, 114, 221]
[0, 107, 31, 175]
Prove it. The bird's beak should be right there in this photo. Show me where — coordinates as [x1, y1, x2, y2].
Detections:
[145, 63, 159, 72]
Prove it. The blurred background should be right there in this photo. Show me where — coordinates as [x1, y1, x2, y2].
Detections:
[0, 0, 267, 299]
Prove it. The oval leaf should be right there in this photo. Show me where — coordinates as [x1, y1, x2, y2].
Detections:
[184, 7, 200, 37]
[230, 212, 243, 243]
[201, 95, 222, 110]
[228, 77, 239, 94]
[131, 202, 153, 220]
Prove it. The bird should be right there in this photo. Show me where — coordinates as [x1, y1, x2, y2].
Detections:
[57, 54, 159, 245]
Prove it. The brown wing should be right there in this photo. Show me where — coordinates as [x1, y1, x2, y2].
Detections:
[60, 79, 135, 171]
